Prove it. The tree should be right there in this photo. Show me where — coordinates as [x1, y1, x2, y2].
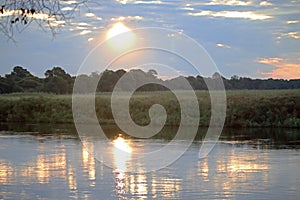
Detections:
[43, 66, 73, 94]
[0, 76, 15, 93]
[74, 74, 94, 93]
[0, 66, 43, 93]
[98, 70, 121, 92]
[45, 66, 70, 78]
[212, 72, 221, 79]
[147, 69, 158, 77]
[18, 77, 43, 92]
[11, 66, 32, 79]
[0, 0, 88, 40]
[231, 75, 239, 80]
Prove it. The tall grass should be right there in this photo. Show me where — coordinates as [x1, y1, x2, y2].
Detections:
[0, 90, 299, 127]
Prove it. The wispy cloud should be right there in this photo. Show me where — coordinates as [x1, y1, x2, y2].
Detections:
[0, 9, 50, 20]
[111, 16, 144, 21]
[84, 12, 102, 20]
[116, 0, 164, 5]
[85, 13, 96, 17]
[61, 7, 75, 11]
[206, 0, 252, 6]
[79, 30, 92, 35]
[282, 32, 300, 39]
[61, 0, 79, 5]
[259, 1, 273, 6]
[286, 20, 299, 24]
[188, 10, 272, 20]
[134, 0, 163, 4]
[181, 6, 194, 11]
[257, 57, 283, 65]
[87, 37, 94, 42]
[216, 43, 231, 48]
[182, 0, 273, 7]
[48, 20, 66, 27]
[257, 57, 300, 79]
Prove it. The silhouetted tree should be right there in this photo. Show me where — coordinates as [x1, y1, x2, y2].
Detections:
[1, 66, 300, 94]
[43, 66, 73, 94]
[0, 66, 42, 93]
[11, 66, 32, 78]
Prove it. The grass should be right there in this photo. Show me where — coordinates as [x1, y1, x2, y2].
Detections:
[225, 90, 300, 127]
[0, 90, 299, 128]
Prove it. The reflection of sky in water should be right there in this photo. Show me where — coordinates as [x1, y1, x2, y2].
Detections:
[0, 133, 300, 199]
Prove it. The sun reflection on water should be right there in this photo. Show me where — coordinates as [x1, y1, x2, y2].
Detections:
[112, 135, 132, 172]
[113, 135, 132, 153]
[0, 161, 13, 184]
[35, 146, 67, 184]
[0, 134, 286, 200]
[82, 146, 96, 182]
[112, 135, 133, 197]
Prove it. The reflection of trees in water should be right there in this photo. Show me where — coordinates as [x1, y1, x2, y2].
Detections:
[221, 128, 300, 148]
[1, 132, 300, 199]
[0, 144, 68, 185]
[0, 141, 271, 199]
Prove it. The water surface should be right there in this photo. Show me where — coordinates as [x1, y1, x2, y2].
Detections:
[0, 124, 299, 199]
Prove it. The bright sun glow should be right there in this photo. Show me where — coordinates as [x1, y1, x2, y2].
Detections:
[112, 135, 132, 171]
[113, 135, 132, 153]
[106, 22, 131, 39]
[105, 22, 136, 50]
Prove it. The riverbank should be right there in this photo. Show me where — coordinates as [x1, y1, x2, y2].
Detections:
[0, 90, 299, 128]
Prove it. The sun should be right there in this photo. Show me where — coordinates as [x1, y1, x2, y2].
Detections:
[106, 22, 131, 40]
[105, 22, 136, 50]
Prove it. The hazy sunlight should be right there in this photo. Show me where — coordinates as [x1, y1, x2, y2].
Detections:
[105, 22, 136, 51]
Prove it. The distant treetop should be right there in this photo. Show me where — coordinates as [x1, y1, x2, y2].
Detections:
[0, 65, 300, 94]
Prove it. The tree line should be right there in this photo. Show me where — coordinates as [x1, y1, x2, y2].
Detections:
[0, 66, 300, 94]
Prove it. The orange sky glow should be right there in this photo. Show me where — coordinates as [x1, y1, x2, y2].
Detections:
[257, 57, 300, 79]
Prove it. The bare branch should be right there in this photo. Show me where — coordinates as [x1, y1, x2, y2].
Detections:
[0, 0, 88, 40]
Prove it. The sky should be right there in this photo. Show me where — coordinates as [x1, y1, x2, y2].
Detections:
[0, 0, 300, 79]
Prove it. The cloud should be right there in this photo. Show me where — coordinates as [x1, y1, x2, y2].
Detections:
[286, 20, 299, 24]
[216, 43, 231, 48]
[84, 12, 102, 20]
[79, 30, 92, 35]
[206, 0, 252, 6]
[134, 0, 163, 4]
[116, 0, 164, 5]
[282, 32, 300, 39]
[77, 22, 90, 27]
[257, 57, 300, 79]
[259, 1, 273, 6]
[188, 10, 272, 20]
[61, 7, 75, 11]
[181, 6, 194, 11]
[257, 57, 283, 65]
[69, 22, 91, 31]
[111, 16, 144, 21]
[184, 0, 272, 7]
[0, 9, 50, 20]
[61, 0, 79, 5]
[48, 20, 66, 27]
[85, 13, 96, 17]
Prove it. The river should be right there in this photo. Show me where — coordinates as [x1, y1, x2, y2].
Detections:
[0, 124, 299, 199]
